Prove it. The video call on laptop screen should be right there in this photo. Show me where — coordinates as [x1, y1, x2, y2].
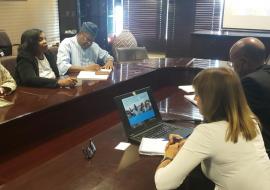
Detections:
[121, 91, 155, 128]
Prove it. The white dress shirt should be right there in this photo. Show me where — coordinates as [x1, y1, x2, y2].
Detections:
[56, 36, 113, 75]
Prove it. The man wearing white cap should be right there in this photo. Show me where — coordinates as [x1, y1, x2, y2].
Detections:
[57, 22, 113, 75]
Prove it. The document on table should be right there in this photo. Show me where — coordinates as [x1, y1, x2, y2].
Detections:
[100, 68, 112, 73]
[77, 71, 109, 80]
[114, 142, 131, 151]
[178, 85, 194, 93]
[184, 94, 197, 106]
[139, 138, 168, 156]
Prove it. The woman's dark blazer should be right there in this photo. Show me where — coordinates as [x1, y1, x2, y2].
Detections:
[15, 50, 60, 88]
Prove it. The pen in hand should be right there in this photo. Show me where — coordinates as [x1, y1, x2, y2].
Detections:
[168, 134, 183, 145]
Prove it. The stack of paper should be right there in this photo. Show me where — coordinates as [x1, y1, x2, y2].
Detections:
[77, 69, 112, 81]
[139, 138, 168, 156]
[184, 94, 197, 106]
[178, 85, 194, 93]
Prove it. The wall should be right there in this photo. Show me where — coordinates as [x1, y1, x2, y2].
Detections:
[0, 0, 60, 46]
[166, 0, 196, 57]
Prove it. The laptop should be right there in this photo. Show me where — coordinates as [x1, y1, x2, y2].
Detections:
[114, 87, 194, 144]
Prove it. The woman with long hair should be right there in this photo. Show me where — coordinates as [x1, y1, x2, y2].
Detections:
[155, 67, 270, 190]
[16, 29, 76, 88]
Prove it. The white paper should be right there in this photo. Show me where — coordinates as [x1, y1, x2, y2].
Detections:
[139, 138, 168, 156]
[114, 142, 131, 150]
[184, 94, 197, 106]
[77, 71, 95, 79]
[77, 71, 109, 80]
[100, 68, 112, 73]
[178, 85, 194, 93]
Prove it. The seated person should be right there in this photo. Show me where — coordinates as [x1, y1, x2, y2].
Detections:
[15, 29, 77, 88]
[155, 68, 270, 190]
[0, 62, 16, 95]
[230, 37, 270, 153]
[57, 22, 113, 75]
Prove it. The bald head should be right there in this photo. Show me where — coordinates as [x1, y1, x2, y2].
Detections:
[230, 37, 266, 77]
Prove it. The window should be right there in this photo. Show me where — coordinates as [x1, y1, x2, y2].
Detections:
[194, 0, 224, 31]
[123, 0, 167, 50]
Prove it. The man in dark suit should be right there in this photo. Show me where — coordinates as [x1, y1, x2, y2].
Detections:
[230, 37, 270, 156]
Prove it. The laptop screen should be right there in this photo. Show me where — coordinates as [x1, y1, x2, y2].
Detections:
[115, 87, 163, 135]
[121, 91, 155, 128]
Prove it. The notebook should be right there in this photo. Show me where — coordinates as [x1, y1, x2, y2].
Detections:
[114, 87, 193, 144]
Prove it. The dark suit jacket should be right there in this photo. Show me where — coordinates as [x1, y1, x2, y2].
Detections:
[16, 50, 60, 88]
[242, 64, 270, 151]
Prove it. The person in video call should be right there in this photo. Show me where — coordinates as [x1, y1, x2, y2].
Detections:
[0, 62, 16, 95]
[155, 67, 270, 190]
[56, 22, 114, 75]
[230, 37, 270, 154]
[16, 29, 77, 88]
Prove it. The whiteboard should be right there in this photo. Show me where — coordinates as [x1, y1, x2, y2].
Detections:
[222, 0, 270, 31]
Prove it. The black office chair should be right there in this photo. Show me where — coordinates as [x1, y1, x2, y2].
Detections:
[111, 30, 138, 58]
[115, 47, 149, 63]
[0, 31, 12, 56]
[266, 54, 270, 65]
[0, 55, 17, 78]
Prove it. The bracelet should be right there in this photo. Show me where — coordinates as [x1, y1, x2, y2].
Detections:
[162, 157, 173, 162]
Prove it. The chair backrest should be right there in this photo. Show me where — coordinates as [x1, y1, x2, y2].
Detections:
[48, 46, 58, 62]
[115, 47, 149, 63]
[0, 31, 12, 56]
[0, 55, 17, 78]
[112, 30, 138, 58]
[267, 54, 270, 65]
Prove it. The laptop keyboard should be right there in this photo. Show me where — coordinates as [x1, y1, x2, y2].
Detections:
[135, 123, 177, 140]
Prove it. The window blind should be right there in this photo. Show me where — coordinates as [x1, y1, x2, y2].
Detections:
[166, 0, 176, 42]
[0, 0, 60, 47]
[123, 0, 166, 50]
[194, 0, 223, 31]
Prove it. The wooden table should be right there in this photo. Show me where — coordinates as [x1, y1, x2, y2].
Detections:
[1, 89, 214, 190]
[0, 58, 226, 187]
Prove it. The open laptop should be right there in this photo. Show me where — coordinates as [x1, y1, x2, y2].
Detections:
[114, 87, 194, 144]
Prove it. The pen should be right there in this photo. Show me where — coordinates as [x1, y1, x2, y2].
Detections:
[172, 137, 182, 143]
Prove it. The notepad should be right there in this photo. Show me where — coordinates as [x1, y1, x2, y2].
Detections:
[184, 94, 197, 106]
[77, 71, 109, 80]
[178, 85, 194, 93]
[138, 138, 168, 156]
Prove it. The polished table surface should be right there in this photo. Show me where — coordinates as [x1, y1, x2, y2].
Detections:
[1, 57, 206, 158]
[1, 89, 207, 190]
[0, 58, 229, 126]
[0, 58, 228, 188]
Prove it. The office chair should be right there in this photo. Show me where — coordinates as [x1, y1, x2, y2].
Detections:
[0, 55, 17, 78]
[266, 54, 270, 65]
[0, 31, 12, 56]
[115, 47, 149, 63]
[112, 30, 138, 58]
[48, 46, 59, 62]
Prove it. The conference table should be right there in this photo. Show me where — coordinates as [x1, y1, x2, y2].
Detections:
[0, 58, 229, 189]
